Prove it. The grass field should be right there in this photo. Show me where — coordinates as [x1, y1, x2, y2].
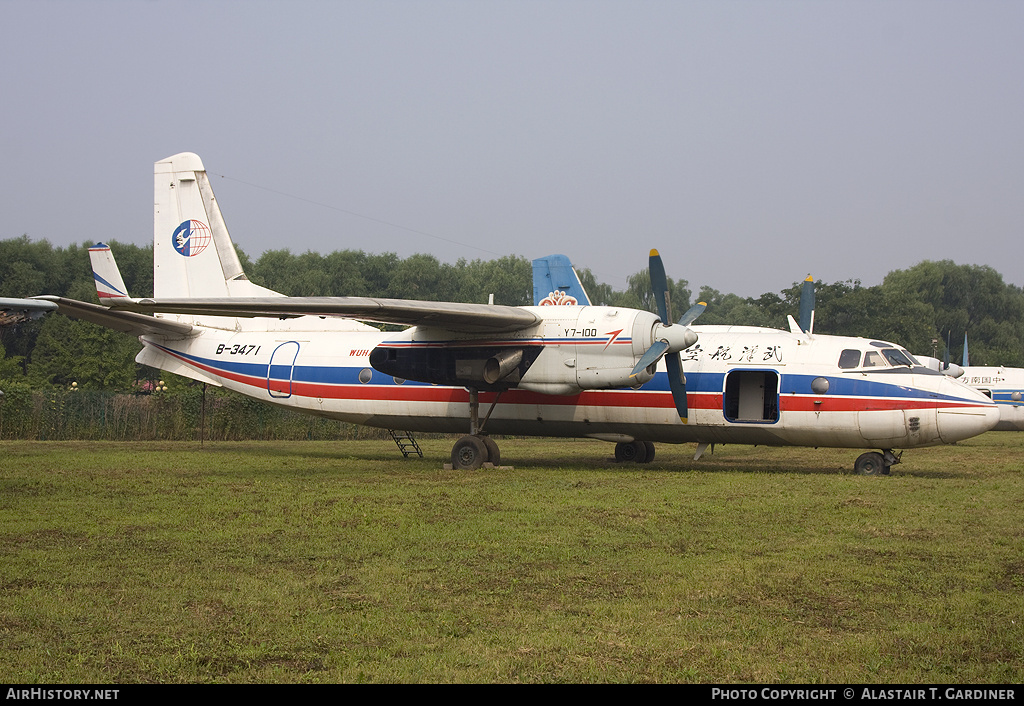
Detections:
[1, 434, 1022, 683]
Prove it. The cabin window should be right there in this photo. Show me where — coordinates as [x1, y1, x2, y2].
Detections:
[838, 349, 861, 369]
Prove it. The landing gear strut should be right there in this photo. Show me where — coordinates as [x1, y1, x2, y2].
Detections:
[614, 440, 656, 464]
[450, 388, 503, 471]
[854, 449, 901, 476]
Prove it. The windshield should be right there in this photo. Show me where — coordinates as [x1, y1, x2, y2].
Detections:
[901, 349, 921, 365]
[881, 348, 915, 367]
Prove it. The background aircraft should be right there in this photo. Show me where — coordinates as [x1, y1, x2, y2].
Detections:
[920, 335, 1024, 431]
[532, 254, 591, 306]
[0, 297, 57, 327]
[33, 153, 998, 474]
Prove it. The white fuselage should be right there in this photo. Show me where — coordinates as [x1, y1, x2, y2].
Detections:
[138, 307, 999, 450]
[957, 366, 1024, 431]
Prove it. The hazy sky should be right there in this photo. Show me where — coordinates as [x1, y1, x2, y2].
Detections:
[3, 0, 1022, 299]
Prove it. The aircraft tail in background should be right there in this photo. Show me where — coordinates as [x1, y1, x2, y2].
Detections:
[532, 254, 591, 306]
[88, 243, 132, 303]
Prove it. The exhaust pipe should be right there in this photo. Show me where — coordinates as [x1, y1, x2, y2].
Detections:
[483, 349, 524, 384]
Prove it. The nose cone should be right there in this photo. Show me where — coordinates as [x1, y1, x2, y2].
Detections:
[658, 323, 698, 353]
[936, 378, 1000, 443]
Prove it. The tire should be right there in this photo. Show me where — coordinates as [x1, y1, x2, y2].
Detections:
[614, 440, 648, 463]
[480, 436, 500, 467]
[451, 435, 488, 471]
[642, 441, 656, 463]
[854, 451, 886, 476]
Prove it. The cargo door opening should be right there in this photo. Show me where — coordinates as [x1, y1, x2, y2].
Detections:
[724, 370, 779, 423]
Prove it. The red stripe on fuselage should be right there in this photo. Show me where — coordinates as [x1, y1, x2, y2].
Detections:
[158, 347, 988, 414]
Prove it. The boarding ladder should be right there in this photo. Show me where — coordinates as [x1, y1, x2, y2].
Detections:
[388, 430, 423, 458]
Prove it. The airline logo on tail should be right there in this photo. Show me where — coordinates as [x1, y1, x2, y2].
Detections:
[172, 220, 211, 257]
[539, 290, 578, 306]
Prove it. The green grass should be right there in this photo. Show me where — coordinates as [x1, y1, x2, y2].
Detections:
[1, 435, 1022, 683]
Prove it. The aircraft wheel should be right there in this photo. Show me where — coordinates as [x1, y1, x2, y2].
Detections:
[854, 452, 886, 476]
[642, 441, 656, 464]
[480, 436, 500, 467]
[614, 440, 648, 463]
[452, 435, 488, 471]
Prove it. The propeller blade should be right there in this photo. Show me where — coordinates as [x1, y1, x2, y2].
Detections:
[677, 301, 706, 327]
[649, 249, 671, 324]
[630, 339, 670, 378]
[665, 353, 688, 422]
[644, 248, 700, 423]
[798, 275, 814, 334]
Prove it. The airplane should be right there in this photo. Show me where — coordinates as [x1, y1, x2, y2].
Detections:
[0, 297, 57, 326]
[778, 276, 1023, 435]
[532, 254, 592, 306]
[31, 152, 999, 476]
[917, 334, 1024, 432]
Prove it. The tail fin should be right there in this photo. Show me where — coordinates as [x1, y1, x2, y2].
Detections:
[88, 243, 132, 303]
[532, 254, 591, 306]
[154, 152, 279, 299]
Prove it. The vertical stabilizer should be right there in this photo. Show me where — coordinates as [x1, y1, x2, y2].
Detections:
[532, 254, 591, 306]
[88, 243, 131, 303]
[153, 153, 279, 300]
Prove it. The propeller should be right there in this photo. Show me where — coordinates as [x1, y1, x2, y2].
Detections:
[798, 275, 815, 334]
[629, 249, 705, 423]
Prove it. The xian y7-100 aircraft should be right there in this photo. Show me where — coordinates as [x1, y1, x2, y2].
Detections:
[34, 153, 998, 475]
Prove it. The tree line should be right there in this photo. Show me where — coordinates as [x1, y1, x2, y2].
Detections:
[2, 235, 1024, 395]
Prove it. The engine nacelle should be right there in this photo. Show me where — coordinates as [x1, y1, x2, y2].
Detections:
[369, 306, 697, 396]
[517, 307, 688, 394]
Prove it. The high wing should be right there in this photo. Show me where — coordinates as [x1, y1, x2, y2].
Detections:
[111, 296, 540, 334]
[34, 296, 194, 337]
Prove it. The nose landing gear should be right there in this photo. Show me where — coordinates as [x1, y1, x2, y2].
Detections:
[854, 449, 901, 476]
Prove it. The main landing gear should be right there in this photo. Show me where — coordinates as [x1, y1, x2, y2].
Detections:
[854, 449, 901, 476]
[450, 388, 503, 471]
[614, 440, 656, 464]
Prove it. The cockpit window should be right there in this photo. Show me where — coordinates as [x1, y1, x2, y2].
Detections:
[838, 349, 861, 369]
[862, 351, 885, 367]
[881, 348, 915, 367]
[901, 349, 921, 366]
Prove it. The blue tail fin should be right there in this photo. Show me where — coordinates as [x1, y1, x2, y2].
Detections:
[532, 254, 591, 306]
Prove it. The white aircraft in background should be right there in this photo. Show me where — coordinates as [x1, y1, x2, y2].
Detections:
[32, 153, 999, 475]
[918, 335, 1024, 431]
